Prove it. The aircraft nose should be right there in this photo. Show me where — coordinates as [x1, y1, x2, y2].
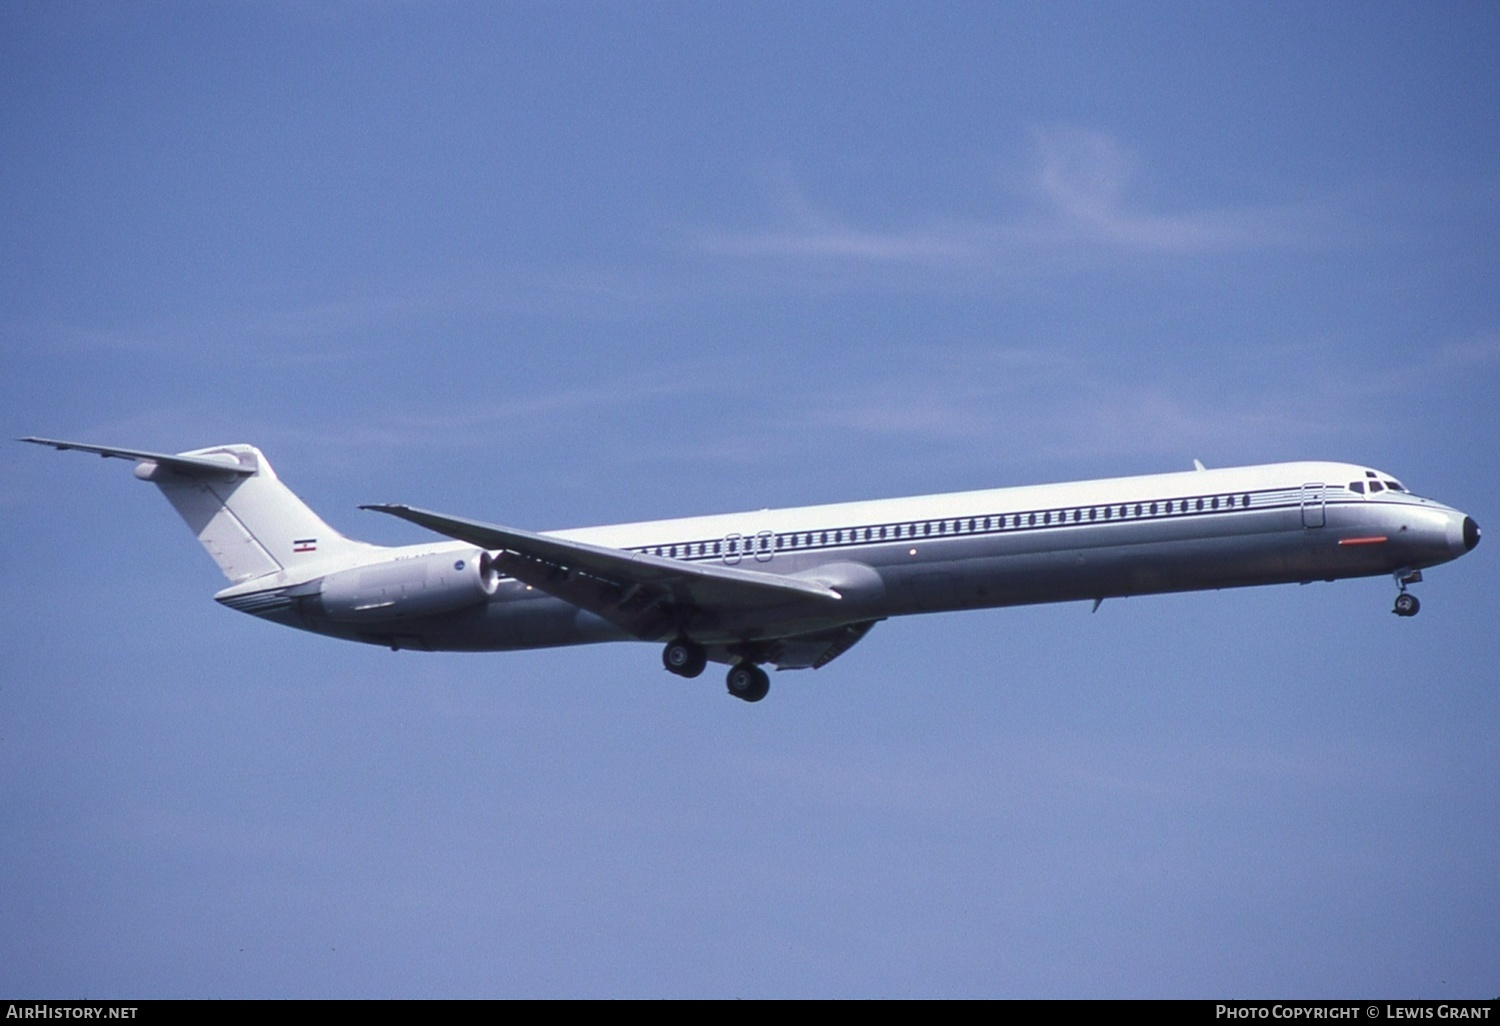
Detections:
[1464, 516, 1481, 552]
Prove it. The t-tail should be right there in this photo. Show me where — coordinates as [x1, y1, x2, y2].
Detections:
[21, 437, 376, 583]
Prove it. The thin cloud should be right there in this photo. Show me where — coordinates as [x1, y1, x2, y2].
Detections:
[1027, 125, 1320, 253]
[692, 126, 1332, 276]
[764, 341, 1383, 472]
[7, 260, 697, 365]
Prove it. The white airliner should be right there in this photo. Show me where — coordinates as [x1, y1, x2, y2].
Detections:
[24, 437, 1480, 702]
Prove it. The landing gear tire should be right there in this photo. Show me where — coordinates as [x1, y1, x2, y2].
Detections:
[1393, 592, 1420, 617]
[726, 662, 770, 703]
[662, 638, 708, 678]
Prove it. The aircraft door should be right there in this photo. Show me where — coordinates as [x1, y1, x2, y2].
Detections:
[754, 530, 775, 562]
[723, 533, 743, 565]
[1300, 482, 1326, 528]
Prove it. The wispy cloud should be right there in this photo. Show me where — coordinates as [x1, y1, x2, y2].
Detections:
[1025, 125, 1319, 253]
[1331, 332, 1500, 400]
[3, 128, 1346, 372]
[5, 259, 698, 367]
[749, 339, 1388, 475]
[692, 126, 1332, 278]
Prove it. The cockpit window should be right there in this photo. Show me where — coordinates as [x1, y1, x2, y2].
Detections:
[1385, 481, 1405, 492]
[1349, 481, 1365, 494]
[1369, 481, 1384, 493]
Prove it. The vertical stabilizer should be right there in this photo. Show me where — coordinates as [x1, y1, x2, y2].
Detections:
[138, 444, 373, 582]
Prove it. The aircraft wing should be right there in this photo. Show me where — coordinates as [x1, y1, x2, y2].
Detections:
[20, 437, 253, 477]
[361, 503, 842, 640]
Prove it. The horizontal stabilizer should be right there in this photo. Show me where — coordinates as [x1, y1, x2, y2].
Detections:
[21, 437, 253, 477]
[27, 437, 371, 582]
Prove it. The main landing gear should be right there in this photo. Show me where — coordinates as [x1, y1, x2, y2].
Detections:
[725, 661, 770, 703]
[1392, 568, 1422, 617]
[662, 638, 770, 702]
[662, 637, 708, 678]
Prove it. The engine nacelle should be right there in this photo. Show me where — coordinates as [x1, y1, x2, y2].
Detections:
[317, 549, 500, 622]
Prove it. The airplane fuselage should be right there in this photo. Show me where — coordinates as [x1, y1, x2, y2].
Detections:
[219, 460, 1478, 658]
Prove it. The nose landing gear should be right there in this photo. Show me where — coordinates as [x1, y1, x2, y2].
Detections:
[1392, 568, 1422, 617]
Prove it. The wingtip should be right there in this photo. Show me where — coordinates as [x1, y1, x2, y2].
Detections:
[19, 436, 84, 452]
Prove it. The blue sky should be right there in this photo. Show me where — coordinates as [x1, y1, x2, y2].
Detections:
[2, 1, 1497, 998]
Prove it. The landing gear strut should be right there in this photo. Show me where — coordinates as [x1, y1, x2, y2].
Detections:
[1392, 568, 1422, 617]
[725, 661, 770, 703]
[662, 637, 708, 678]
